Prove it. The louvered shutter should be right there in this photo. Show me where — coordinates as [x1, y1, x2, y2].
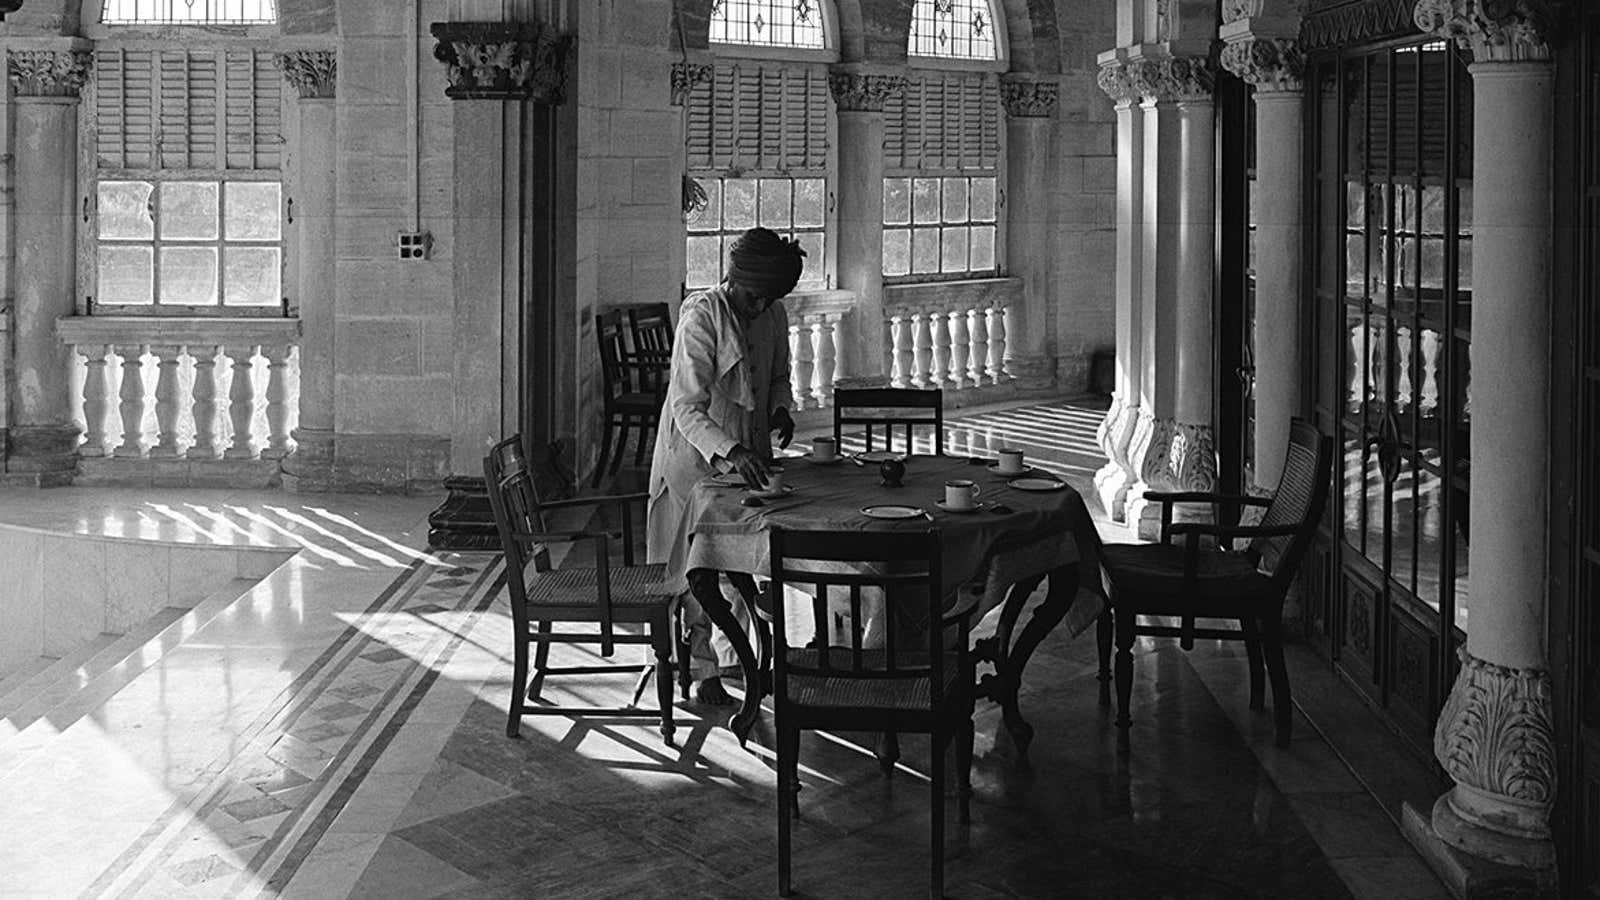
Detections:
[685, 63, 828, 172]
[95, 48, 154, 169]
[884, 72, 1000, 171]
[225, 49, 281, 170]
[94, 47, 280, 172]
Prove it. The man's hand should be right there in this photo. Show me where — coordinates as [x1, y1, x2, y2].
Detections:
[725, 444, 770, 489]
[770, 407, 795, 450]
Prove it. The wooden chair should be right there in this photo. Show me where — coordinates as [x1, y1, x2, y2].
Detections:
[484, 435, 683, 745]
[1099, 418, 1333, 747]
[768, 527, 976, 899]
[625, 303, 674, 465]
[832, 387, 945, 456]
[593, 309, 668, 487]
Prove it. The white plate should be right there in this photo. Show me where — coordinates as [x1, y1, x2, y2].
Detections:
[987, 462, 1032, 477]
[855, 450, 904, 463]
[934, 500, 986, 514]
[1009, 477, 1067, 492]
[861, 504, 924, 520]
[748, 484, 796, 499]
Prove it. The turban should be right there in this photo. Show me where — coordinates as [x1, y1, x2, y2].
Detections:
[726, 227, 807, 299]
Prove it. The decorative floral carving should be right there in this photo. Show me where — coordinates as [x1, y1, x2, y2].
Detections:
[1433, 647, 1556, 823]
[670, 61, 713, 106]
[1220, 36, 1305, 93]
[826, 71, 906, 112]
[1001, 80, 1059, 118]
[1414, 0, 1552, 62]
[1222, 0, 1261, 21]
[1096, 62, 1139, 106]
[277, 51, 337, 99]
[7, 49, 91, 98]
[1302, 0, 1416, 51]
[1223, 0, 1310, 25]
[1096, 392, 1125, 460]
[1129, 56, 1215, 103]
[1170, 421, 1219, 493]
[430, 21, 573, 103]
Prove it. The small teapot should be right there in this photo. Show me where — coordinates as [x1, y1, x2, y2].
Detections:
[879, 457, 906, 488]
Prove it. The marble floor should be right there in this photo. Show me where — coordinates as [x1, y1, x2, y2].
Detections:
[0, 400, 1449, 899]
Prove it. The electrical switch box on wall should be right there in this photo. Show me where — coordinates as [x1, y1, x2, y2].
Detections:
[397, 231, 432, 260]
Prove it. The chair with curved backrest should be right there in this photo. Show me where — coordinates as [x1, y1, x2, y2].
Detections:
[593, 309, 668, 486]
[1098, 418, 1333, 747]
[484, 435, 683, 745]
[768, 527, 976, 900]
[832, 387, 945, 456]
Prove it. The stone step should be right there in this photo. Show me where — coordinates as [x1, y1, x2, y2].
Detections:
[0, 578, 260, 774]
[0, 656, 60, 710]
[0, 634, 120, 721]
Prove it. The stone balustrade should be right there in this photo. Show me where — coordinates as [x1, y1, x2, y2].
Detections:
[883, 278, 1019, 396]
[57, 317, 301, 485]
[784, 290, 856, 411]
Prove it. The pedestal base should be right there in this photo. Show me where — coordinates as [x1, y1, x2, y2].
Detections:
[2, 425, 80, 487]
[428, 476, 501, 550]
[1401, 801, 1557, 899]
[1093, 460, 1132, 522]
[280, 428, 335, 493]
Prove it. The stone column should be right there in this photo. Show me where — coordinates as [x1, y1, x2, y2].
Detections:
[1093, 57, 1143, 521]
[427, 20, 572, 549]
[1401, 0, 1558, 882]
[4, 49, 91, 487]
[1000, 76, 1059, 392]
[277, 50, 338, 492]
[828, 68, 904, 388]
[1124, 55, 1217, 537]
[1222, 37, 1304, 493]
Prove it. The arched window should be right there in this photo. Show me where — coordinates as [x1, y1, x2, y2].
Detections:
[908, 0, 998, 61]
[99, 0, 276, 25]
[709, 0, 826, 50]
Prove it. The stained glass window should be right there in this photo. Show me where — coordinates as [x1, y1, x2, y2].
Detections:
[709, 0, 827, 50]
[101, 0, 276, 25]
[908, 0, 998, 61]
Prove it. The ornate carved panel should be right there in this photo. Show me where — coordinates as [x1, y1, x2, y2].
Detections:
[1300, 0, 1418, 51]
[430, 21, 573, 103]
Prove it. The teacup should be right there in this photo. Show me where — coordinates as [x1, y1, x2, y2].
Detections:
[944, 479, 981, 509]
[760, 470, 786, 494]
[997, 448, 1027, 475]
[812, 436, 838, 461]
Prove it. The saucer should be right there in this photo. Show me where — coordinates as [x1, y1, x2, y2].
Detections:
[806, 453, 843, 465]
[861, 504, 925, 520]
[934, 500, 986, 514]
[856, 450, 904, 463]
[747, 484, 796, 499]
[1009, 478, 1067, 492]
[987, 463, 1032, 477]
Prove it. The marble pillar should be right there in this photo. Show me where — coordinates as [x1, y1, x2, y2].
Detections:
[5, 49, 91, 487]
[1093, 57, 1143, 521]
[828, 69, 903, 388]
[277, 51, 338, 491]
[1001, 76, 1059, 391]
[1222, 37, 1304, 492]
[1408, 0, 1558, 878]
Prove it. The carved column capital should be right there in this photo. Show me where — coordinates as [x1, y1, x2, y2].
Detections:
[277, 50, 337, 99]
[1220, 36, 1305, 93]
[7, 49, 91, 98]
[429, 21, 574, 103]
[1000, 78, 1059, 118]
[670, 61, 713, 106]
[1096, 61, 1140, 106]
[1431, 646, 1556, 864]
[1414, 0, 1553, 62]
[826, 70, 906, 112]
[1129, 56, 1215, 104]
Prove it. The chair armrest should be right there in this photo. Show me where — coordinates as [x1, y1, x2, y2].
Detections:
[538, 491, 650, 510]
[1142, 491, 1271, 507]
[504, 528, 613, 545]
[1167, 522, 1302, 540]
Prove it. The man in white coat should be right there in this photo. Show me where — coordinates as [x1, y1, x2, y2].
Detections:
[646, 227, 802, 703]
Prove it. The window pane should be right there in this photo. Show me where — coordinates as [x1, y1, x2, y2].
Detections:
[225, 182, 281, 241]
[759, 178, 793, 229]
[792, 231, 824, 286]
[884, 178, 911, 225]
[724, 179, 757, 230]
[1346, 180, 1366, 228]
[159, 182, 219, 240]
[911, 227, 940, 273]
[97, 245, 153, 304]
[686, 235, 722, 289]
[793, 179, 825, 229]
[101, 0, 277, 24]
[941, 226, 969, 272]
[912, 178, 940, 225]
[686, 178, 721, 232]
[160, 246, 219, 305]
[970, 225, 995, 271]
[98, 181, 154, 240]
[223, 246, 280, 306]
[883, 229, 910, 276]
[942, 178, 969, 223]
[970, 177, 997, 222]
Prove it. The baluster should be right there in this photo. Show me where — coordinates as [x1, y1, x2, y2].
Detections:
[946, 309, 969, 390]
[1420, 329, 1441, 414]
[791, 322, 815, 412]
[812, 316, 836, 408]
[967, 307, 989, 386]
[1394, 326, 1413, 411]
[988, 306, 1007, 382]
[77, 343, 111, 458]
[929, 310, 950, 389]
[891, 315, 913, 388]
[148, 344, 183, 458]
[223, 345, 259, 459]
[999, 305, 1016, 381]
[912, 311, 933, 389]
[188, 345, 221, 460]
[263, 345, 294, 459]
[114, 344, 147, 458]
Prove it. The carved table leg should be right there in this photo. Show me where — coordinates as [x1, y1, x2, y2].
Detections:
[689, 568, 763, 744]
[727, 572, 772, 684]
[975, 565, 1077, 761]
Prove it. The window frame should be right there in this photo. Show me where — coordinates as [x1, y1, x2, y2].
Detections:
[904, 0, 1008, 70]
[881, 170, 1003, 283]
[684, 171, 834, 294]
[706, 0, 840, 64]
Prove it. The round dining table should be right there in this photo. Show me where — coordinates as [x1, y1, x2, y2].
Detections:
[682, 451, 1108, 758]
